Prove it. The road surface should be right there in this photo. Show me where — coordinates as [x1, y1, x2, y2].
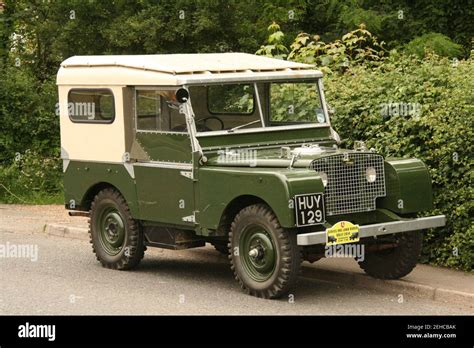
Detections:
[1, 227, 471, 315]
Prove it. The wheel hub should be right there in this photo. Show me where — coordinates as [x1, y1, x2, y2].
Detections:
[240, 226, 276, 282]
[97, 206, 126, 255]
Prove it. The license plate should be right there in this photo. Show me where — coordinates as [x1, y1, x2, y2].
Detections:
[326, 221, 360, 245]
[294, 193, 325, 227]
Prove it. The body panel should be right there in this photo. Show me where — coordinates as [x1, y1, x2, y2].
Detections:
[133, 163, 195, 225]
[379, 158, 433, 214]
[63, 161, 139, 217]
[135, 132, 192, 163]
[197, 167, 325, 231]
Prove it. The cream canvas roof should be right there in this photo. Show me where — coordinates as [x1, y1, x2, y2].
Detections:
[57, 53, 323, 86]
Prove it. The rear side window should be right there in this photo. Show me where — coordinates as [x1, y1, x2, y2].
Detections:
[68, 89, 115, 123]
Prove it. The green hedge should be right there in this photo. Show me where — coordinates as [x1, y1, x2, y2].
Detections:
[0, 65, 61, 204]
[324, 53, 473, 271]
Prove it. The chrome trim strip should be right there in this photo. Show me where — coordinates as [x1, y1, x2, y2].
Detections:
[62, 159, 70, 173]
[318, 79, 331, 126]
[297, 215, 446, 246]
[254, 82, 266, 128]
[133, 161, 193, 170]
[123, 162, 135, 179]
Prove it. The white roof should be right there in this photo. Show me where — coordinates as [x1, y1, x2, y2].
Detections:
[57, 53, 323, 86]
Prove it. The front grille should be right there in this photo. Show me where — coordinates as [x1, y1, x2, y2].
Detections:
[309, 153, 386, 216]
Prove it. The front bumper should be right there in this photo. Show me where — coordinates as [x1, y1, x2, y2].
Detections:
[297, 215, 446, 246]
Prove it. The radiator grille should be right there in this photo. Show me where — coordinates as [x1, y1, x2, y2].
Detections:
[309, 153, 386, 216]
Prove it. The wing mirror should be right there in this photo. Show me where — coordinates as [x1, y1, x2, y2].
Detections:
[175, 88, 190, 103]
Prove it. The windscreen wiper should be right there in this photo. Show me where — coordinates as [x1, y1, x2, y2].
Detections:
[228, 120, 261, 133]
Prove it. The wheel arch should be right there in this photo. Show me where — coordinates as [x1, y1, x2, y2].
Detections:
[76, 181, 139, 218]
[82, 182, 118, 210]
[216, 194, 276, 236]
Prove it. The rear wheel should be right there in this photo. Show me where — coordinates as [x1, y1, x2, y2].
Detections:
[357, 231, 422, 279]
[89, 188, 145, 270]
[229, 204, 301, 299]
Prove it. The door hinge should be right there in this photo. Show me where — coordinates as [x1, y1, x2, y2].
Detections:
[180, 170, 193, 179]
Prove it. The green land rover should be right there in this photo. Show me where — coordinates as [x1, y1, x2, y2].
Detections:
[57, 53, 446, 299]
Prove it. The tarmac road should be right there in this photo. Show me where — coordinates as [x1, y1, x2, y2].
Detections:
[0, 227, 472, 315]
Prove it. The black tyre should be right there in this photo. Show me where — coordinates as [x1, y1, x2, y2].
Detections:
[229, 204, 301, 299]
[357, 231, 423, 279]
[89, 188, 145, 270]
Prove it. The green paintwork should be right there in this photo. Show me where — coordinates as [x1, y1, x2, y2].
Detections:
[65, 149, 434, 236]
[198, 126, 333, 151]
[136, 132, 192, 163]
[134, 164, 195, 225]
[197, 166, 323, 231]
[378, 158, 433, 214]
[64, 161, 139, 217]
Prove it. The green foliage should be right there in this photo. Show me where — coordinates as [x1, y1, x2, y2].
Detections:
[0, 149, 63, 204]
[404, 32, 464, 59]
[288, 24, 386, 73]
[256, 22, 289, 60]
[0, 65, 59, 162]
[0, 59, 60, 204]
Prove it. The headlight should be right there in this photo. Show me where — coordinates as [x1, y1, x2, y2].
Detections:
[366, 167, 377, 183]
[319, 172, 328, 187]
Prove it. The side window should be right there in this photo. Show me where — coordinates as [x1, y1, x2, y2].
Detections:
[136, 90, 161, 131]
[136, 89, 185, 132]
[68, 89, 115, 123]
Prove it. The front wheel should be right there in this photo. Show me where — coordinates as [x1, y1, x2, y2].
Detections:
[89, 188, 145, 270]
[229, 204, 301, 299]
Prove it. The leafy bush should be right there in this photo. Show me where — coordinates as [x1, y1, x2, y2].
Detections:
[404, 33, 464, 59]
[0, 149, 63, 204]
[0, 64, 59, 162]
[0, 64, 62, 204]
[287, 24, 386, 73]
[256, 22, 289, 60]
